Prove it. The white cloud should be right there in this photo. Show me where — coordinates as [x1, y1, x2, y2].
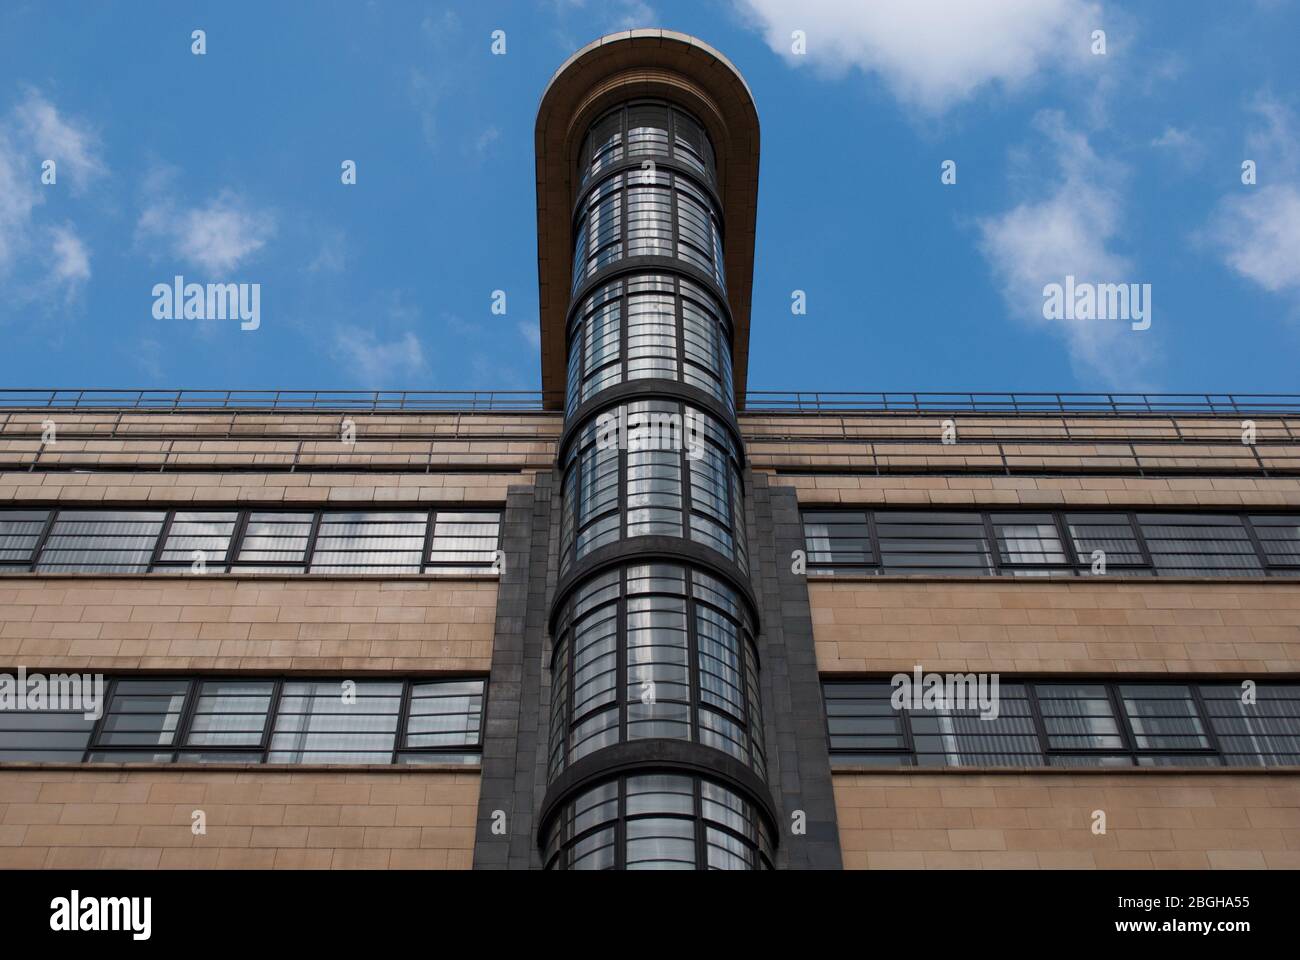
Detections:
[332, 329, 429, 385]
[306, 228, 347, 273]
[517, 320, 540, 348]
[977, 110, 1151, 386]
[0, 88, 104, 300]
[734, 0, 1102, 113]
[1202, 95, 1300, 298]
[1150, 126, 1193, 149]
[137, 187, 276, 275]
[48, 224, 90, 285]
[13, 88, 105, 191]
[552, 0, 657, 31]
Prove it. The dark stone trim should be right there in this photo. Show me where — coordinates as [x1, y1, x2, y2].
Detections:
[472, 473, 555, 870]
[747, 472, 844, 870]
[536, 738, 779, 844]
[548, 535, 760, 634]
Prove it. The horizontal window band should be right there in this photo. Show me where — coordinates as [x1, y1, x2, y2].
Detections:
[570, 156, 725, 224]
[566, 258, 731, 332]
[559, 381, 744, 464]
[801, 506, 1300, 579]
[0, 674, 489, 768]
[536, 737, 779, 848]
[0, 507, 503, 577]
[822, 676, 1300, 770]
[548, 538, 760, 638]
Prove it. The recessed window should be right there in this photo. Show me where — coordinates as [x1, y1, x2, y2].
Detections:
[34, 510, 165, 573]
[0, 507, 501, 576]
[823, 678, 1294, 768]
[35, 675, 490, 766]
[801, 509, 1300, 579]
[875, 511, 993, 575]
[0, 509, 49, 571]
[155, 512, 238, 570]
[1137, 514, 1262, 576]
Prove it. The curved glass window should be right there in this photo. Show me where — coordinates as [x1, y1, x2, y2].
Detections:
[543, 773, 773, 870]
[577, 100, 717, 189]
[560, 401, 747, 572]
[572, 169, 726, 294]
[548, 563, 764, 782]
[566, 274, 734, 411]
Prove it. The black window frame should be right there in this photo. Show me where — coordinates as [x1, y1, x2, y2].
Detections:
[66, 675, 489, 766]
[823, 677, 1300, 768]
[801, 508, 1300, 579]
[0, 507, 502, 576]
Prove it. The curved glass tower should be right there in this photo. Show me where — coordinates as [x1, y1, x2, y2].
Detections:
[535, 32, 775, 869]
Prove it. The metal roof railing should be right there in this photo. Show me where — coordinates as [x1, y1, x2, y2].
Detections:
[741, 392, 1300, 416]
[1, 390, 1298, 416]
[0, 389, 557, 412]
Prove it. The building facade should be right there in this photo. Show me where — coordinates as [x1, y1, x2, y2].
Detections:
[1, 31, 1298, 870]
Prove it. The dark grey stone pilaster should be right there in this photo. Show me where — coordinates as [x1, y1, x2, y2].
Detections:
[747, 471, 843, 869]
[473, 472, 555, 869]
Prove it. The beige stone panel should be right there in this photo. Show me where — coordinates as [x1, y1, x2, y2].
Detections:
[834, 770, 1300, 869]
[0, 767, 480, 869]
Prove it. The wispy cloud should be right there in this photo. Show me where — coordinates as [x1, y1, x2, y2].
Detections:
[977, 110, 1151, 386]
[136, 179, 276, 275]
[733, 0, 1103, 114]
[48, 224, 90, 285]
[516, 320, 540, 349]
[306, 227, 347, 274]
[1201, 94, 1300, 300]
[331, 328, 429, 385]
[551, 0, 658, 32]
[0, 88, 104, 302]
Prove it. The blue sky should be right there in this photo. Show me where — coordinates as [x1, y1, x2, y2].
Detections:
[1, 0, 1298, 395]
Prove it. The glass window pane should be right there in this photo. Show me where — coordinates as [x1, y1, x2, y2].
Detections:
[1120, 684, 1212, 751]
[1200, 683, 1300, 766]
[156, 511, 238, 568]
[1034, 683, 1125, 751]
[802, 511, 872, 572]
[1248, 515, 1300, 567]
[268, 680, 401, 763]
[184, 679, 273, 748]
[95, 679, 189, 751]
[309, 511, 427, 573]
[0, 509, 50, 565]
[427, 511, 500, 574]
[403, 678, 485, 750]
[875, 511, 993, 574]
[35, 510, 165, 573]
[1138, 513, 1262, 576]
[991, 513, 1068, 571]
[235, 512, 313, 569]
[1066, 513, 1146, 570]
